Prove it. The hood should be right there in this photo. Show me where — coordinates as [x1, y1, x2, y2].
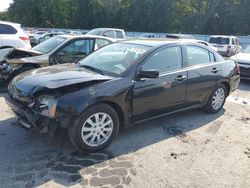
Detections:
[10, 63, 112, 95]
[5, 48, 44, 64]
[230, 53, 250, 64]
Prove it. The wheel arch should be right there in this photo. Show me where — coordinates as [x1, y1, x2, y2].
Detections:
[93, 101, 126, 128]
[220, 81, 230, 96]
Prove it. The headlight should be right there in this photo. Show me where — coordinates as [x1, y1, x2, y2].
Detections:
[38, 95, 58, 118]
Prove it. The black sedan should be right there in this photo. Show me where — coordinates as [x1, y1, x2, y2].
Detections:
[6, 40, 240, 152]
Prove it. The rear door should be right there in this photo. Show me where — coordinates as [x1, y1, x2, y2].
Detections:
[184, 45, 221, 106]
[132, 45, 188, 121]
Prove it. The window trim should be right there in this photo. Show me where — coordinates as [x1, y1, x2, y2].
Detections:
[103, 30, 115, 38]
[0, 24, 18, 34]
[184, 45, 218, 68]
[136, 44, 184, 77]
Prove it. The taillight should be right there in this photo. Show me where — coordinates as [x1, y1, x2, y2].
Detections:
[19, 36, 30, 41]
[236, 63, 240, 74]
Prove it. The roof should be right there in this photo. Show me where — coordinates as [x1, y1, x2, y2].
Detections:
[210, 35, 238, 38]
[89, 28, 125, 32]
[57, 34, 117, 42]
[121, 38, 179, 47]
[0, 20, 21, 26]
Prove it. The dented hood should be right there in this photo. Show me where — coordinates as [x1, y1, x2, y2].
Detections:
[5, 48, 46, 64]
[10, 63, 112, 95]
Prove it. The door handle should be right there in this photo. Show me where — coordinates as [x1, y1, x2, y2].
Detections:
[175, 75, 186, 82]
[211, 68, 220, 73]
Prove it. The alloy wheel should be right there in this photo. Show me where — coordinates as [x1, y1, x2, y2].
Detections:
[212, 88, 225, 110]
[81, 112, 114, 147]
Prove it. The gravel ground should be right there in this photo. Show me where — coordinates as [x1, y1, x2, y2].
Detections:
[0, 81, 249, 188]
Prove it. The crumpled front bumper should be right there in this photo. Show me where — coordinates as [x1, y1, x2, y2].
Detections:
[5, 94, 58, 135]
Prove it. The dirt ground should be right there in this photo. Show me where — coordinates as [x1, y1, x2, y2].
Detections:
[0, 80, 250, 188]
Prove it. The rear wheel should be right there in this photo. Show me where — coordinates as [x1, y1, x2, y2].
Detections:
[68, 103, 120, 153]
[205, 84, 227, 114]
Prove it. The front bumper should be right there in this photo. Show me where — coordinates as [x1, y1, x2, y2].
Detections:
[5, 94, 56, 133]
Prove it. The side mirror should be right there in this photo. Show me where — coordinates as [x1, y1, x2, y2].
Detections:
[138, 70, 159, 80]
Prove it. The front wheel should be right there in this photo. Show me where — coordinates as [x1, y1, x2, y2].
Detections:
[205, 84, 227, 114]
[68, 103, 120, 153]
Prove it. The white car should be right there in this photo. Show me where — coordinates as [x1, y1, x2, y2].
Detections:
[0, 21, 31, 49]
[209, 35, 241, 57]
[230, 45, 250, 80]
[179, 39, 218, 52]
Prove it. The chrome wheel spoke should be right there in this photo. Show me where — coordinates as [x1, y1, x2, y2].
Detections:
[103, 127, 113, 132]
[82, 127, 93, 132]
[83, 132, 93, 140]
[86, 119, 95, 127]
[102, 120, 112, 127]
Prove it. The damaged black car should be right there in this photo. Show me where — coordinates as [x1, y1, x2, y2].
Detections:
[0, 35, 115, 86]
[6, 40, 240, 152]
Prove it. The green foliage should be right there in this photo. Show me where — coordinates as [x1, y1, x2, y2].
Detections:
[2, 0, 250, 35]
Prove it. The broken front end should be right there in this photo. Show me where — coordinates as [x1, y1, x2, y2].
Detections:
[5, 84, 62, 137]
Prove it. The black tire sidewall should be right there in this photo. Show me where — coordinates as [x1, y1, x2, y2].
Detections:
[70, 103, 120, 152]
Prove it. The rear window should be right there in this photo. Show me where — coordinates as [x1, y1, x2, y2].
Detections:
[115, 31, 124, 38]
[87, 29, 103, 36]
[103, 30, 115, 38]
[0, 24, 17, 34]
[209, 37, 229, 45]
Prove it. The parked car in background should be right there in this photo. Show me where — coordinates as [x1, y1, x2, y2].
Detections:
[181, 39, 218, 52]
[0, 35, 115, 85]
[230, 45, 250, 80]
[65, 30, 83, 35]
[0, 21, 31, 49]
[140, 33, 156, 38]
[5, 40, 240, 152]
[166, 34, 194, 39]
[209, 35, 241, 57]
[87, 28, 126, 39]
[30, 32, 64, 47]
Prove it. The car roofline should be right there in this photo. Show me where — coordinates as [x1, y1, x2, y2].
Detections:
[55, 34, 117, 42]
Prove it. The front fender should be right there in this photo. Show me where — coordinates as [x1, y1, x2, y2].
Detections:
[55, 78, 133, 128]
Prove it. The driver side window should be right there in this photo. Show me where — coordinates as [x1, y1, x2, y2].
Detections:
[142, 46, 182, 74]
[60, 39, 94, 56]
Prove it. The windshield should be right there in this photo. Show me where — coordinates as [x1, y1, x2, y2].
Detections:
[32, 36, 66, 54]
[87, 29, 103, 35]
[209, 37, 229, 45]
[78, 43, 150, 76]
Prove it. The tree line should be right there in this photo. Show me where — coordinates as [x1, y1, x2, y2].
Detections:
[0, 0, 249, 35]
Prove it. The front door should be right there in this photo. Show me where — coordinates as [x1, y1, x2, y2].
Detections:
[132, 45, 187, 122]
[54, 39, 94, 64]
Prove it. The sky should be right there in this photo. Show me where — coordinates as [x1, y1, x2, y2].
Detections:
[0, 0, 13, 12]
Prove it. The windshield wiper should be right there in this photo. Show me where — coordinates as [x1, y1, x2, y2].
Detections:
[80, 65, 104, 75]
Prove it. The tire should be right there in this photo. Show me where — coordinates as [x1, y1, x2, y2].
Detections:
[68, 103, 120, 153]
[205, 84, 227, 114]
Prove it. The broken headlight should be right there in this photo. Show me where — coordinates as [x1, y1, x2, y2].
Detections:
[38, 95, 58, 118]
